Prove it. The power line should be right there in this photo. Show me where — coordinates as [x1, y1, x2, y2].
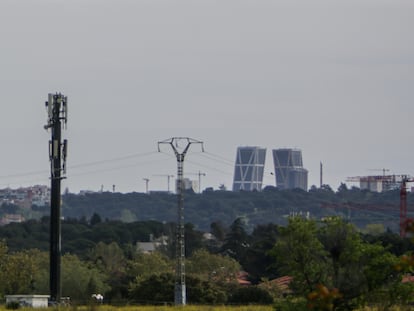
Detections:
[0, 151, 164, 181]
[0, 169, 49, 180]
[186, 158, 233, 176]
[0, 148, 237, 189]
[69, 151, 159, 169]
[201, 151, 234, 165]
[67, 157, 169, 178]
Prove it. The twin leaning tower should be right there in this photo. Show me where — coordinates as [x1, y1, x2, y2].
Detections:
[232, 147, 308, 192]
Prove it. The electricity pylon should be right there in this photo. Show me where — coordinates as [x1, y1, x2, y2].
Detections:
[44, 93, 68, 304]
[158, 137, 204, 305]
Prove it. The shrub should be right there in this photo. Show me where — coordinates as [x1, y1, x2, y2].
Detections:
[228, 286, 273, 305]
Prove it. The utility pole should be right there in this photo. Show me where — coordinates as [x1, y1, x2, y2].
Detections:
[320, 162, 323, 188]
[44, 93, 68, 304]
[158, 137, 204, 306]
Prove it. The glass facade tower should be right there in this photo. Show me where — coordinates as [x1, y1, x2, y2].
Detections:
[232, 146, 266, 191]
[272, 148, 308, 190]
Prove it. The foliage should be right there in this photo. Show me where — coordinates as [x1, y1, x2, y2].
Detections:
[271, 217, 329, 293]
[59, 188, 408, 233]
[128, 251, 173, 285]
[221, 218, 250, 264]
[274, 297, 308, 311]
[271, 217, 405, 310]
[2, 249, 39, 295]
[0, 186, 413, 307]
[128, 273, 174, 304]
[0, 307, 275, 311]
[243, 223, 280, 282]
[5, 301, 20, 310]
[7, 251, 35, 294]
[228, 286, 274, 305]
[186, 249, 240, 284]
[186, 275, 228, 304]
[60, 254, 110, 302]
[86, 242, 128, 301]
[307, 284, 342, 311]
[128, 251, 234, 304]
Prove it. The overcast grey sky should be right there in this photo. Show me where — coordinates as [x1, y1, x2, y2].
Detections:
[0, 0, 413, 193]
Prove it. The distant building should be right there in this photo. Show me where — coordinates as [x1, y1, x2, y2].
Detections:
[347, 175, 404, 193]
[136, 235, 168, 254]
[232, 146, 266, 191]
[0, 185, 50, 208]
[272, 148, 308, 190]
[176, 178, 198, 193]
[0, 214, 25, 226]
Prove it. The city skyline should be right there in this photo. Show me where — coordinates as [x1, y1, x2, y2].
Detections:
[0, 0, 413, 193]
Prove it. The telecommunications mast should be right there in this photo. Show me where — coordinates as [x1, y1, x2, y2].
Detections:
[44, 93, 68, 304]
[158, 137, 204, 306]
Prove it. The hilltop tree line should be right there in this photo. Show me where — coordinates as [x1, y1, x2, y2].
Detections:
[4, 184, 408, 232]
[1, 185, 412, 234]
[1, 215, 414, 309]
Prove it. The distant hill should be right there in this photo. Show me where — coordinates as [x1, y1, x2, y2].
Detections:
[59, 185, 411, 233]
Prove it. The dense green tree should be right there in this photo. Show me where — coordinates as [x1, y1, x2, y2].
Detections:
[184, 223, 205, 256]
[60, 254, 110, 302]
[87, 241, 127, 300]
[30, 249, 49, 294]
[3, 249, 38, 294]
[318, 218, 359, 290]
[221, 217, 250, 264]
[186, 249, 240, 284]
[271, 217, 405, 310]
[271, 217, 329, 294]
[364, 230, 414, 256]
[90, 213, 102, 226]
[186, 275, 228, 304]
[243, 223, 280, 282]
[210, 221, 227, 241]
[0, 240, 9, 296]
[88, 242, 126, 274]
[129, 273, 174, 304]
[129, 251, 173, 285]
[129, 272, 228, 304]
[228, 286, 273, 305]
[207, 221, 228, 253]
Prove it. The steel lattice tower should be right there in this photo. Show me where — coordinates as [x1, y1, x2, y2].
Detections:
[158, 137, 204, 305]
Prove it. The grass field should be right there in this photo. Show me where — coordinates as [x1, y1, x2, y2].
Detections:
[1, 304, 413, 311]
[0, 306, 275, 311]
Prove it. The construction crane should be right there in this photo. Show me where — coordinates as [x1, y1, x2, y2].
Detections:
[153, 174, 175, 193]
[368, 168, 390, 176]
